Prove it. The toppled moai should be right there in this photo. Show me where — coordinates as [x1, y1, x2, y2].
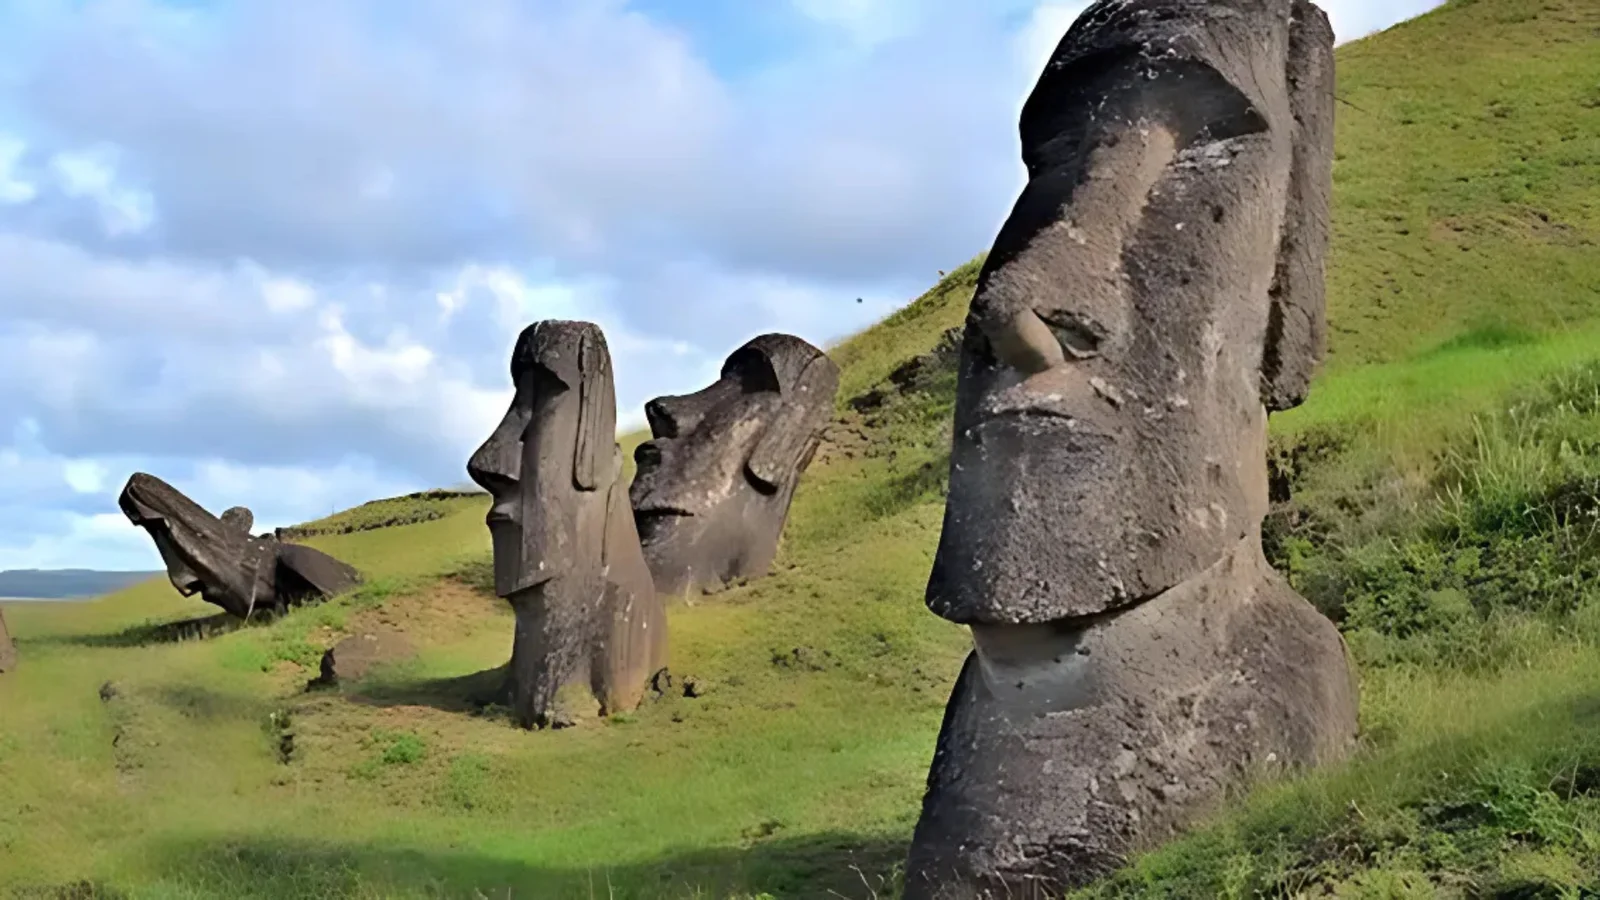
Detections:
[631, 334, 839, 596]
[0, 609, 15, 673]
[119, 473, 362, 619]
[468, 320, 667, 730]
[903, 1, 1358, 895]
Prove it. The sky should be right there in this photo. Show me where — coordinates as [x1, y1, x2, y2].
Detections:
[0, 0, 1445, 572]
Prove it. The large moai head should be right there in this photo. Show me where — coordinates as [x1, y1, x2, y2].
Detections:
[905, 1, 1350, 895]
[468, 320, 619, 601]
[630, 334, 839, 596]
[119, 472, 362, 619]
[926, 0, 1334, 627]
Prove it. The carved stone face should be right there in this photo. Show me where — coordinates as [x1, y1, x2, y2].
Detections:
[119, 472, 267, 613]
[905, 3, 1347, 893]
[925, 0, 1329, 626]
[630, 334, 839, 595]
[467, 320, 618, 600]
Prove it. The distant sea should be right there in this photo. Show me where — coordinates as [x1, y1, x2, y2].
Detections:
[0, 569, 162, 601]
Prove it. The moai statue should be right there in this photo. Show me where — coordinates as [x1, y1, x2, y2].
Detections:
[0, 609, 15, 674]
[631, 334, 839, 596]
[903, 1, 1357, 895]
[119, 473, 362, 619]
[468, 320, 667, 730]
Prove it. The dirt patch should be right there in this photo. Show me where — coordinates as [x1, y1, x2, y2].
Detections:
[309, 630, 418, 689]
[354, 579, 506, 642]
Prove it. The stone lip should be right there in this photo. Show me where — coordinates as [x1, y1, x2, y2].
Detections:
[630, 333, 839, 597]
[118, 472, 362, 620]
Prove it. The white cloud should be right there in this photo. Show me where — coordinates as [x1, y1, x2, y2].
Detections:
[0, 511, 156, 572]
[0, 135, 36, 204]
[48, 144, 158, 236]
[792, 0, 922, 47]
[315, 307, 435, 391]
[258, 274, 317, 313]
[61, 459, 107, 494]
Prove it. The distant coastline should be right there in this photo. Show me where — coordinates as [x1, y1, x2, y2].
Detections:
[0, 569, 162, 601]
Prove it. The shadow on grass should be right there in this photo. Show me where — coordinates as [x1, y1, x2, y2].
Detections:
[29, 610, 282, 650]
[344, 663, 511, 715]
[132, 832, 907, 900]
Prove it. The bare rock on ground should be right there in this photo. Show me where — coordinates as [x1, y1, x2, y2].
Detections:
[311, 631, 416, 688]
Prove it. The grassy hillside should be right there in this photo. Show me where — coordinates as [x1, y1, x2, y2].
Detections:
[1, 0, 1597, 897]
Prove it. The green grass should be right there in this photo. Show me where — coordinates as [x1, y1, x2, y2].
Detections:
[280, 491, 485, 539]
[1, 0, 1599, 897]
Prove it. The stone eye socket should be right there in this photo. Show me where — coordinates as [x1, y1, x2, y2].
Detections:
[1038, 312, 1104, 360]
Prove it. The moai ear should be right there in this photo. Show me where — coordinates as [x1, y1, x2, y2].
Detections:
[1261, 0, 1335, 413]
[573, 327, 616, 492]
[747, 354, 840, 493]
[220, 507, 254, 534]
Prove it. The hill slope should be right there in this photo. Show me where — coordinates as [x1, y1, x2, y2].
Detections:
[1, 0, 1598, 897]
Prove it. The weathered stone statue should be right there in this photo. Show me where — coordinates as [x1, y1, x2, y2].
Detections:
[119, 473, 363, 619]
[0, 609, 15, 673]
[903, 1, 1357, 895]
[468, 320, 667, 730]
[631, 334, 839, 596]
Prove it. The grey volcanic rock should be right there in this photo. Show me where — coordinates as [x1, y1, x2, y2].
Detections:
[631, 334, 839, 596]
[0, 609, 15, 674]
[118, 473, 362, 619]
[905, 1, 1356, 896]
[468, 320, 667, 730]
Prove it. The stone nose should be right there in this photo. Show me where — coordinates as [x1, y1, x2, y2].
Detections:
[983, 308, 1068, 376]
[467, 434, 519, 495]
[645, 396, 693, 439]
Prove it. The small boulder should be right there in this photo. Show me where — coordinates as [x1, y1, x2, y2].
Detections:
[311, 631, 414, 688]
[682, 676, 709, 699]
